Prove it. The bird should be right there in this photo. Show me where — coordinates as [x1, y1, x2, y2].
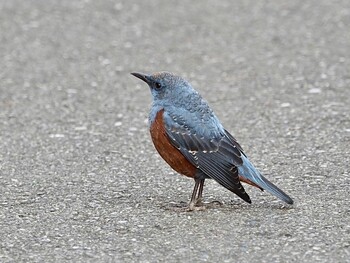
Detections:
[131, 71, 293, 210]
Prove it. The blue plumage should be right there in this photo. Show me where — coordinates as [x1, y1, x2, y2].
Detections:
[238, 154, 293, 204]
[132, 71, 293, 207]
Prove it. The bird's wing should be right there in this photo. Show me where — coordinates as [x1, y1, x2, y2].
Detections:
[163, 110, 251, 203]
[223, 128, 245, 155]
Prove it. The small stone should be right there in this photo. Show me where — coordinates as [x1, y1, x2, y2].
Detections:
[308, 88, 321, 94]
[49, 134, 65, 138]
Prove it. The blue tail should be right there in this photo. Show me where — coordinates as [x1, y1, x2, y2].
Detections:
[238, 155, 293, 204]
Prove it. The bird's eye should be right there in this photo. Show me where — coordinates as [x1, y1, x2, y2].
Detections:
[155, 82, 162, 89]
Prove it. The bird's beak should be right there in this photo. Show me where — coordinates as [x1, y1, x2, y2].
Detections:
[131, 72, 151, 84]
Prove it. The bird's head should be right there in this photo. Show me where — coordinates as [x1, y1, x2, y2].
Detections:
[131, 71, 194, 105]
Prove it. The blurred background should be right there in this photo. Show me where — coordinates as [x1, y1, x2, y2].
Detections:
[0, 0, 349, 262]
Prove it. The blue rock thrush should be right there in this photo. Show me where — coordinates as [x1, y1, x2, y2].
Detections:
[131, 71, 293, 210]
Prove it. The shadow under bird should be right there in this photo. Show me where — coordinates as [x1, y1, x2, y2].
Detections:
[131, 71, 293, 210]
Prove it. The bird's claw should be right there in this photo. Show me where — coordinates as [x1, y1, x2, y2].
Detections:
[164, 200, 223, 212]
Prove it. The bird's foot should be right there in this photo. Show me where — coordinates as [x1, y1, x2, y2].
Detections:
[207, 200, 223, 207]
[164, 201, 206, 212]
[188, 200, 223, 211]
[164, 200, 222, 212]
[188, 201, 206, 211]
[195, 198, 203, 206]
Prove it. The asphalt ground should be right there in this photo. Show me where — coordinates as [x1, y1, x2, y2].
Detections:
[0, 0, 349, 262]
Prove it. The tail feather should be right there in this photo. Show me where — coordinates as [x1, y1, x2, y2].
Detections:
[256, 174, 294, 204]
[238, 155, 294, 205]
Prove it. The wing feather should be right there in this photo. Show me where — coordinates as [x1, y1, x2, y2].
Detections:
[163, 113, 251, 203]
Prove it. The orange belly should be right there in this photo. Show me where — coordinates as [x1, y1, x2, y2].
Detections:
[150, 110, 197, 178]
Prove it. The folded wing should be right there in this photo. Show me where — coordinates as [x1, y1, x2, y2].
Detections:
[163, 111, 251, 203]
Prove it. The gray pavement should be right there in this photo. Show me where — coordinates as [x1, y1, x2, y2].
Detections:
[1, 0, 350, 262]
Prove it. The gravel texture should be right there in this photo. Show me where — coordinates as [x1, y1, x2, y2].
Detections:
[0, 0, 350, 262]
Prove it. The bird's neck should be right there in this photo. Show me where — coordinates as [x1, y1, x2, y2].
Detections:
[149, 103, 164, 127]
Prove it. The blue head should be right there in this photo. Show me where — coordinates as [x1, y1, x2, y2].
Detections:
[131, 71, 198, 107]
[131, 71, 220, 132]
[131, 72, 224, 137]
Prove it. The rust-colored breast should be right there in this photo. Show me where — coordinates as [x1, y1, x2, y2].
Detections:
[150, 110, 197, 178]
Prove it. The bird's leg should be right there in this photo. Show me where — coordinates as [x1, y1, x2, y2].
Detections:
[188, 179, 200, 210]
[195, 179, 223, 208]
[164, 179, 205, 212]
[188, 178, 206, 211]
[195, 179, 205, 206]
